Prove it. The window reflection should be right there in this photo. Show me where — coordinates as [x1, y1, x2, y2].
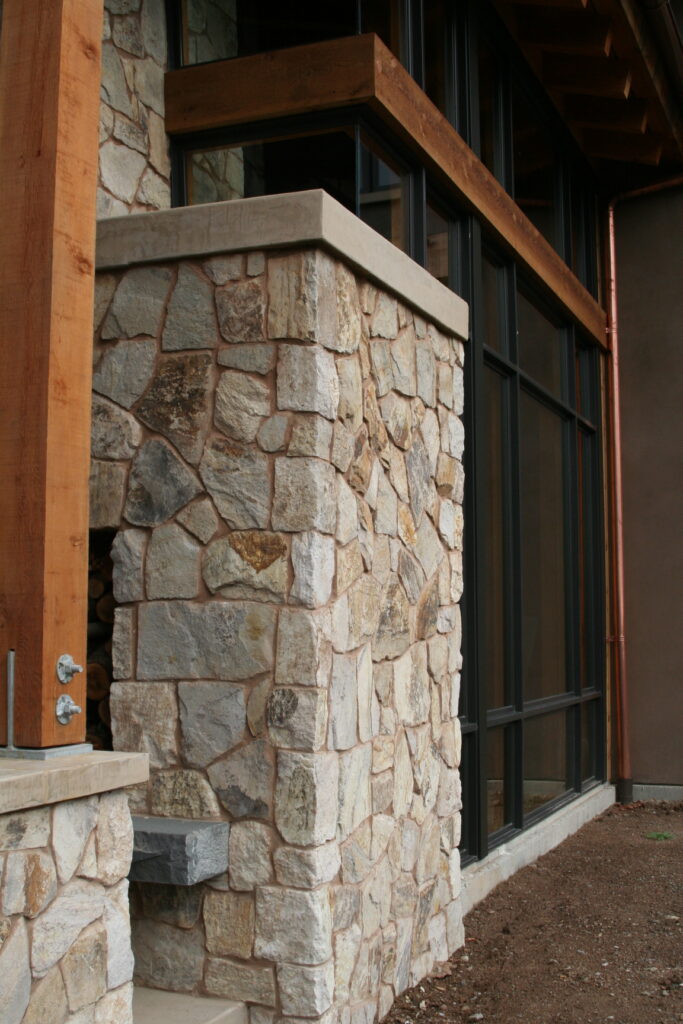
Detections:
[520, 393, 567, 700]
[516, 287, 562, 396]
[483, 366, 507, 710]
[426, 205, 449, 285]
[512, 85, 558, 252]
[524, 711, 567, 815]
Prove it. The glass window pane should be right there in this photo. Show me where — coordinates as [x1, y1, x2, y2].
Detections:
[516, 287, 562, 396]
[361, 0, 403, 58]
[581, 700, 599, 783]
[181, 0, 356, 65]
[186, 131, 356, 208]
[478, 41, 500, 180]
[481, 254, 504, 354]
[487, 727, 511, 834]
[423, 0, 448, 115]
[359, 141, 406, 251]
[523, 710, 568, 815]
[426, 205, 449, 285]
[512, 85, 559, 251]
[520, 393, 567, 700]
[483, 366, 508, 710]
[578, 428, 599, 689]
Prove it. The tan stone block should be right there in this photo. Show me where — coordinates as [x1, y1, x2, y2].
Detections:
[61, 921, 107, 1012]
[204, 891, 254, 959]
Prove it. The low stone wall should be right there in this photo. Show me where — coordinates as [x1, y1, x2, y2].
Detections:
[0, 790, 136, 1024]
[93, 231, 467, 1023]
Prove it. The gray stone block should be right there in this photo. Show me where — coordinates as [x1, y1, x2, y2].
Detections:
[130, 816, 229, 886]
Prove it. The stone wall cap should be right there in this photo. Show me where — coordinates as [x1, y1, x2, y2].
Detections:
[0, 750, 149, 815]
[96, 190, 469, 340]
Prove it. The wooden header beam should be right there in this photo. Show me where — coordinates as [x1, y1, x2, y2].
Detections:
[165, 34, 607, 345]
[0, 0, 103, 746]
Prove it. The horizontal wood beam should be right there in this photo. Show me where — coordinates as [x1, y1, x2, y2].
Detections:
[515, 8, 613, 56]
[165, 35, 607, 346]
[542, 53, 632, 98]
[563, 94, 648, 134]
[165, 34, 378, 135]
[583, 127, 663, 165]
[0, 0, 102, 746]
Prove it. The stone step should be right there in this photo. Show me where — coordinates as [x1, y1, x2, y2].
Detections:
[133, 987, 248, 1024]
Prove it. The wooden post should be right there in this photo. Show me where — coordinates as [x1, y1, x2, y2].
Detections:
[0, 0, 103, 747]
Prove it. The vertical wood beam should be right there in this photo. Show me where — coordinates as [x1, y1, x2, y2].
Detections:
[0, 0, 103, 746]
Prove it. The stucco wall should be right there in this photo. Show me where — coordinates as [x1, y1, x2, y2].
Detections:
[616, 186, 683, 788]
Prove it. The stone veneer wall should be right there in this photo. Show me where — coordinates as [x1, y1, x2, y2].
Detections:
[92, 245, 466, 1023]
[0, 793, 135, 1024]
[99, 0, 170, 219]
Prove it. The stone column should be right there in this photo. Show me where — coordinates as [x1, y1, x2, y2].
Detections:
[96, 240, 466, 1023]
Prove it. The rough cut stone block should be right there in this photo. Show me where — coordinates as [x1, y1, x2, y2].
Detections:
[110, 681, 178, 768]
[96, 790, 134, 886]
[0, 808, 50, 851]
[137, 352, 213, 463]
[199, 438, 271, 529]
[258, 412, 289, 452]
[267, 251, 336, 344]
[208, 739, 273, 820]
[278, 960, 335, 1016]
[204, 890, 254, 958]
[255, 886, 333, 965]
[101, 266, 171, 339]
[130, 816, 229, 885]
[218, 343, 276, 375]
[177, 496, 220, 544]
[267, 688, 328, 750]
[272, 457, 336, 534]
[93, 337, 157, 410]
[31, 880, 105, 976]
[229, 821, 273, 890]
[291, 532, 335, 608]
[179, 680, 246, 768]
[125, 440, 202, 527]
[328, 652, 358, 751]
[275, 752, 339, 846]
[203, 532, 288, 603]
[276, 609, 330, 689]
[132, 918, 205, 992]
[337, 745, 372, 840]
[137, 600, 275, 680]
[145, 522, 201, 600]
[288, 414, 333, 459]
[337, 356, 363, 433]
[205, 958, 277, 1006]
[0, 918, 30, 1024]
[2, 850, 57, 918]
[103, 880, 134, 990]
[215, 369, 271, 443]
[111, 529, 146, 604]
[277, 344, 339, 420]
[20, 965, 67, 1024]
[150, 770, 221, 819]
[53, 796, 98, 884]
[216, 279, 265, 343]
[273, 841, 341, 889]
[91, 394, 142, 460]
[89, 460, 126, 530]
[162, 265, 218, 351]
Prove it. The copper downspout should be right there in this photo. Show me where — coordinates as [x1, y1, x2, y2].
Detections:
[606, 174, 683, 802]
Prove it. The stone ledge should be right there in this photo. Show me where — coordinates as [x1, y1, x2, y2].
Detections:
[0, 750, 149, 814]
[131, 815, 230, 885]
[95, 189, 469, 341]
[133, 987, 247, 1024]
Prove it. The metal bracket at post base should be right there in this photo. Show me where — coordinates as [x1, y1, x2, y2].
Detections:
[0, 649, 92, 760]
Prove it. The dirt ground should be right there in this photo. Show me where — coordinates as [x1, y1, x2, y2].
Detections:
[386, 802, 683, 1024]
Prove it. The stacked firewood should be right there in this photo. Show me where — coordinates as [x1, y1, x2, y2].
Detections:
[86, 532, 115, 750]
